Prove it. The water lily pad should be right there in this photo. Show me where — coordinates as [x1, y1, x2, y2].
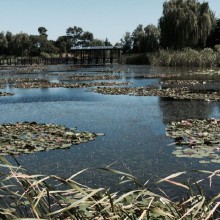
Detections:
[0, 122, 104, 155]
[167, 118, 220, 163]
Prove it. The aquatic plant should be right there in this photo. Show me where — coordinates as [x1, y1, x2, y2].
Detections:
[123, 48, 220, 67]
[0, 122, 104, 155]
[69, 74, 120, 81]
[12, 81, 131, 89]
[91, 86, 220, 102]
[166, 118, 220, 164]
[0, 156, 219, 219]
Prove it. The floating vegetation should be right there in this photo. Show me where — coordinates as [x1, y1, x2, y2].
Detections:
[0, 78, 48, 83]
[142, 73, 181, 79]
[0, 122, 104, 155]
[0, 91, 14, 96]
[160, 79, 207, 86]
[166, 118, 220, 164]
[91, 86, 220, 102]
[13, 81, 131, 89]
[69, 74, 120, 81]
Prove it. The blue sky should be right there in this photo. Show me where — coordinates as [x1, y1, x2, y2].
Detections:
[0, 0, 219, 44]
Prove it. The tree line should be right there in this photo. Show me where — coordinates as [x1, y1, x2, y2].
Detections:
[120, 0, 220, 54]
[0, 26, 112, 58]
[0, 0, 219, 58]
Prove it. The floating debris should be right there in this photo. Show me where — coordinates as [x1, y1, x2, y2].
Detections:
[166, 118, 220, 164]
[0, 122, 104, 155]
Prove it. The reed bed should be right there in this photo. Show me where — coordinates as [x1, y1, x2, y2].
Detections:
[123, 47, 220, 67]
[0, 156, 219, 219]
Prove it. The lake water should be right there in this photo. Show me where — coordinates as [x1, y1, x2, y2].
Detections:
[0, 64, 220, 194]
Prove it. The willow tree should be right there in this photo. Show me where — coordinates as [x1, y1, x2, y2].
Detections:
[159, 0, 215, 49]
[13, 33, 30, 56]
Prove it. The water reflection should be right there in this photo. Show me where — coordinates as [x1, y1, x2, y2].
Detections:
[159, 98, 214, 125]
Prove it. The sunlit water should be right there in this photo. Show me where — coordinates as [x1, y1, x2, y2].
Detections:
[0, 65, 220, 194]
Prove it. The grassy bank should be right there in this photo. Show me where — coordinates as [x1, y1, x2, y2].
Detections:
[0, 156, 219, 219]
[122, 47, 220, 67]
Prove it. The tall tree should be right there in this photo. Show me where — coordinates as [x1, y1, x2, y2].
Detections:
[5, 31, 13, 56]
[55, 36, 72, 53]
[80, 31, 94, 46]
[38, 27, 48, 37]
[140, 24, 160, 52]
[132, 24, 145, 52]
[13, 33, 30, 56]
[207, 19, 220, 47]
[66, 26, 83, 46]
[159, 0, 215, 49]
[0, 32, 8, 56]
[121, 32, 132, 53]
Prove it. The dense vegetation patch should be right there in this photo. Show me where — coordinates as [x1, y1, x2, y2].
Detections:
[166, 118, 220, 164]
[0, 122, 104, 155]
[12, 81, 131, 89]
[91, 86, 220, 102]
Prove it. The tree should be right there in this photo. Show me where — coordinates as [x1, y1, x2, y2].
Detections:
[141, 24, 160, 52]
[55, 36, 72, 53]
[89, 39, 105, 46]
[80, 31, 94, 46]
[121, 32, 132, 53]
[0, 32, 8, 56]
[5, 31, 14, 56]
[66, 26, 83, 46]
[159, 0, 215, 49]
[13, 33, 30, 56]
[131, 24, 145, 52]
[38, 27, 48, 37]
[104, 38, 112, 46]
[207, 19, 220, 47]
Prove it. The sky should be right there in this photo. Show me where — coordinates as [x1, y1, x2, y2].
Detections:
[0, 0, 219, 45]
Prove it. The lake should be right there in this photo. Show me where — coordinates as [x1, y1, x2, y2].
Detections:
[0, 64, 219, 194]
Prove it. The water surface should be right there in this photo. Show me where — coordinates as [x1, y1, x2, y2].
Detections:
[0, 65, 219, 193]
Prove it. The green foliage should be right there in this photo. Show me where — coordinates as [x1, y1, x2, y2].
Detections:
[38, 27, 48, 37]
[122, 53, 150, 65]
[148, 48, 220, 67]
[13, 33, 30, 56]
[121, 32, 132, 53]
[121, 24, 160, 54]
[141, 24, 160, 52]
[214, 44, 220, 53]
[159, 0, 215, 49]
[132, 24, 145, 53]
[0, 32, 8, 55]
